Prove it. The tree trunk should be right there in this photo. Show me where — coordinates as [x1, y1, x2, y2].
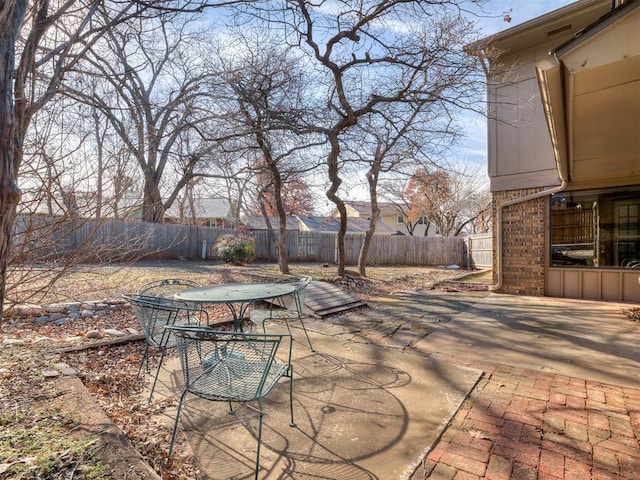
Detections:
[275, 208, 289, 274]
[325, 137, 346, 277]
[93, 108, 103, 218]
[270, 167, 290, 275]
[0, 161, 21, 321]
[142, 179, 165, 223]
[0, 0, 29, 320]
[358, 163, 381, 277]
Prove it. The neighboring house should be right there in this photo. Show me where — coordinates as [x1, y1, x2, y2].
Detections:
[125, 198, 233, 227]
[331, 200, 437, 236]
[297, 215, 400, 235]
[245, 213, 400, 235]
[243, 215, 300, 232]
[164, 198, 233, 228]
[471, 0, 640, 302]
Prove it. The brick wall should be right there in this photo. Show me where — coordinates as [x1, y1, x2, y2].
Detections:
[492, 189, 547, 296]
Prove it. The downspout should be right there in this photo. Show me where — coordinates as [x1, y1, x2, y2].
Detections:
[491, 54, 569, 292]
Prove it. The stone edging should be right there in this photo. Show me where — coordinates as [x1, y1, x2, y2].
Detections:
[6, 299, 128, 324]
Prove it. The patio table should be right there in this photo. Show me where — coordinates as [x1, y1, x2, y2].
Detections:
[174, 282, 296, 331]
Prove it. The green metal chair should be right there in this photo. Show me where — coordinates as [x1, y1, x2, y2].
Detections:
[249, 275, 314, 351]
[123, 293, 199, 403]
[137, 278, 208, 324]
[166, 325, 296, 480]
[137, 278, 201, 296]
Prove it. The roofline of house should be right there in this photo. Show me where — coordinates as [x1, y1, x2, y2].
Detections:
[552, 0, 639, 56]
[487, 0, 605, 43]
[466, 0, 611, 55]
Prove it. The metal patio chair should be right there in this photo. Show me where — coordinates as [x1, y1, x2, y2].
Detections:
[137, 278, 208, 323]
[123, 293, 200, 403]
[137, 278, 201, 296]
[166, 325, 296, 480]
[249, 275, 314, 351]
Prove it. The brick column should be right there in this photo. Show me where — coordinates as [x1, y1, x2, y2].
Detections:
[493, 189, 547, 296]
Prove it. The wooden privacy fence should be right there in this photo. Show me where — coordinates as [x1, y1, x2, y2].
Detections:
[464, 233, 493, 269]
[13, 216, 491, 267]
[12, 216, 235, 262]
[252, 231, 466, 266]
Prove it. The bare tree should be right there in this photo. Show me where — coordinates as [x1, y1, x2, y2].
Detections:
[213, 35, 324, 273]
[245, 0, 486, 276]
[0, 0, 250, 319]
[0, 0, 156, 318]
[406, 163, 490, 236]
[63, 15, 220, 222]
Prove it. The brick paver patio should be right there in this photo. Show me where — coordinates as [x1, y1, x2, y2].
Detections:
[411, 363, 640, 480]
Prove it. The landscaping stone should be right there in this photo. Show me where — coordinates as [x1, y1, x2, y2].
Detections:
[104, 329, 125, 337]
[35, 337, 56, 343]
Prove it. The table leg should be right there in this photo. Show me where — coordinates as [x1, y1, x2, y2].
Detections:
[225, 302, 251, 331]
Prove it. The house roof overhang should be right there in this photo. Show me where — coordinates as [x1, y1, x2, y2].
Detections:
[466, 0, 610, 60]
[534, 1, 640, 186]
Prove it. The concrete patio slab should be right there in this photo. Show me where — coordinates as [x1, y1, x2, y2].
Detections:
[413, 293, 640, 388]
[152, 330, 482, 480]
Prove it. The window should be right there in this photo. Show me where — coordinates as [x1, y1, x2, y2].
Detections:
[550, 186, 640, 268]
[397, 215, 404, 224]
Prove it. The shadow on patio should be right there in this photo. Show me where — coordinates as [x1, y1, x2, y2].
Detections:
[152, 331, 482, 480]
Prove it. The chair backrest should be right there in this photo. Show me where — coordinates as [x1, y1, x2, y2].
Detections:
[137, 279, 201, 297]
[167, 325, 290, 402]
[123, 293, 196, 348]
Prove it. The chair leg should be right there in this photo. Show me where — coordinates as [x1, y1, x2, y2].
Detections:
[169, 390, 188, 455]
[137, 344, 150, 378]
[288, 366, 296, 428]
[148, 347, 166, 404]
[254, 400, 265, 480]
[293, 293, 314, 352]
[297, 316, 315, 352]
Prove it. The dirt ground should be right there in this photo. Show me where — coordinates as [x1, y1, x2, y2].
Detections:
[0, 261, 489, 479]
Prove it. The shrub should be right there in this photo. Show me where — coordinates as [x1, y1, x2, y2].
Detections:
[215, 234, 255, 265]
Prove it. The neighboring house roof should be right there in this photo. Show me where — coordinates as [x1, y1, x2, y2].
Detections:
[334, 201, 403, 217]
[297, 215, 400, 235]
[243, 215, 300, 231]
[165, 198, 231, 220]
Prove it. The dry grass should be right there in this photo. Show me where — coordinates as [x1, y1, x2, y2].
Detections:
[5, 260, 485, 307]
